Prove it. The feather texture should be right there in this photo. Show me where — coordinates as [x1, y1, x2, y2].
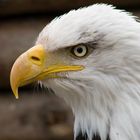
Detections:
[36, 4, 140, 140]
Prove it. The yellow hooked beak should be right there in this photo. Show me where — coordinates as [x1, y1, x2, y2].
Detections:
[10, 44, 84, 99]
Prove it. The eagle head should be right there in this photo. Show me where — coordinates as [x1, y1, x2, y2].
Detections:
[10, 4, 140, 140]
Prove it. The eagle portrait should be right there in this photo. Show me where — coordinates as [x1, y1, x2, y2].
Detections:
[10, 4, 140, 140]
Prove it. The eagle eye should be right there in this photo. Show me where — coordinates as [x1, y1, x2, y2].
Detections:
[71, 45, 88, 58]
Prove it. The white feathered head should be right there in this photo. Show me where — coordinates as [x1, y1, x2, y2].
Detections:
[10, 4, 140, 140]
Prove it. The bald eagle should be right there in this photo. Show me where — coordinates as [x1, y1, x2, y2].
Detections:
[10, 4, 140, 140]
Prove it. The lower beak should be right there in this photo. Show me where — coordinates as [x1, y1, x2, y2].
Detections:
[10, 45, 84, 99]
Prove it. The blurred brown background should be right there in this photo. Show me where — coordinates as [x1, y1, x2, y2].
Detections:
[0, 0, 140, 140]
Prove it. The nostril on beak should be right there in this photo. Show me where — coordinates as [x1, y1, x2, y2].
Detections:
[31, 56, 41, 61]
[27, 44, 45, 66]
[29, 55, 43, 66]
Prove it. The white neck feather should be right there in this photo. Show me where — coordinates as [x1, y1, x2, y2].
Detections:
[45, 62, 140, 140]
[39, 4, 140, 140]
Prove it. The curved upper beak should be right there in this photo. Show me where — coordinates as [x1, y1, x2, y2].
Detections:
[10, 44, 46, 99]
[10, 45, 84, 99]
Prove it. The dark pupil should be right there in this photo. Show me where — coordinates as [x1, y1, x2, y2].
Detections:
[76, 47, 83, 53]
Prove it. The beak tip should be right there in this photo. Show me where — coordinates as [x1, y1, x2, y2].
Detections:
[12, 89, 19, 99]
[15, 95, 19, 99]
